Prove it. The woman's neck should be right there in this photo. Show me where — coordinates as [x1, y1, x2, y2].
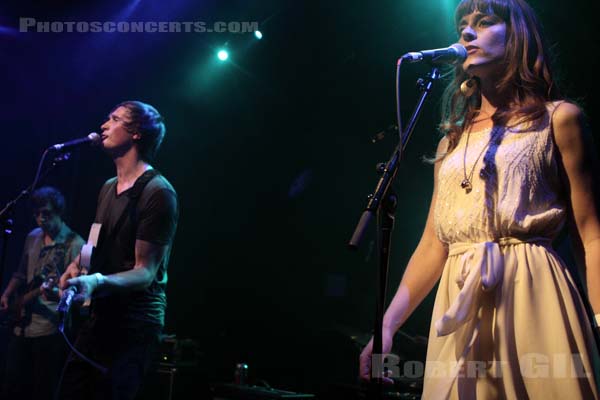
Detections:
[477, 72, 513, 115]
[468, 88, 500, 132]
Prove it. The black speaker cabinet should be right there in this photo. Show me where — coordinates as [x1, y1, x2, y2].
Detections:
[137, 362, 210, 400]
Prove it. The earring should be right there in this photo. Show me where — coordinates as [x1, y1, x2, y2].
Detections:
[460, 78, 477, 97]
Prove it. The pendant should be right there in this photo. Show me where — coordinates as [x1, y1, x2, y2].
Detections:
[460, 179, 472, 193]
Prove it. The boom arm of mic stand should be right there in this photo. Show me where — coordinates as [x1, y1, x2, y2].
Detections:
[348, 148, 402, 249]
[0, 151, 72, 220]
[348, 67, 440, 250]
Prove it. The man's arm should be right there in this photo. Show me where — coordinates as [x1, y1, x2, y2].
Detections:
[95, 239, 169, 291]
[61, 185, 177, 302]
[62, 239, 169, 303]
[1, 277, 23, 309]
[1, 238, 31, 308]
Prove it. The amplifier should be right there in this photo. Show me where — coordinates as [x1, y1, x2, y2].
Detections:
[137, 362, 209, 400]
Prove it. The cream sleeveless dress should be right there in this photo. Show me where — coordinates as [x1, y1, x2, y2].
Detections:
[422, 102, 600, 399]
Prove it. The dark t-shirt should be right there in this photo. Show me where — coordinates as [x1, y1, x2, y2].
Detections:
[90, 170, 178, 329]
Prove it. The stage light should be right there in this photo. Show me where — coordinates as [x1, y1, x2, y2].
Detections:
[217, 49, 229, 61]
[0, 25, 17, 35]
[254, 30, 263, 40]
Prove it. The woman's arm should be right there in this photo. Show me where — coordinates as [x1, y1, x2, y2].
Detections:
[360, 137, 450, 380]
[381, 137, 450, 334]
[553, 102, 600, 314]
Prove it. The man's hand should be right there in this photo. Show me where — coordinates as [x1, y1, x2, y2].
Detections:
[59, 261, 87, 293]
[40, 277, 60, 302]
[59, 260, 92, 305]
[0, 294, 9, 310]
[65, 274, 99, 305]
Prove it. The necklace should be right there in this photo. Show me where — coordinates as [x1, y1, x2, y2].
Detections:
[461, 127, 495, 193]
[470, 116, 492, 124]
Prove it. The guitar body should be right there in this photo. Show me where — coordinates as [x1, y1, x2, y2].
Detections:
[0, 268, 58, 330]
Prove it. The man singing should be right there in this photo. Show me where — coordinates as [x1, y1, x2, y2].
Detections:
[58, 101, 178, 399]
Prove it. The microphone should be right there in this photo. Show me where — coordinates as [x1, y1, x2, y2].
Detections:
[50, 132, 101, 151]
[402, 43, 467, 65]
[57, 286, 78, 313]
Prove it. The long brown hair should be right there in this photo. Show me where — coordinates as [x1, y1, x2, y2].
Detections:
[440, 0, 561, 153]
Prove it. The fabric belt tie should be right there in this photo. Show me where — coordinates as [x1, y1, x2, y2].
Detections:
[435, 237, 550, 337]
[428, 237, 550, 399]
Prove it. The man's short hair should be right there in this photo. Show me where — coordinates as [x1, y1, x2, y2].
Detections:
[31, 186, 66, 217]
[114, 101, 166, 163]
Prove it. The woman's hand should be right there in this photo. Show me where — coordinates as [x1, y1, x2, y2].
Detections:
[359, 329, 396, 384]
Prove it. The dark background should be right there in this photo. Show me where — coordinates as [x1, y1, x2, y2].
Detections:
[0, 0, 598, 396]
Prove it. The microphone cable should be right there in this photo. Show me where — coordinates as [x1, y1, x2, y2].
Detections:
[53, 288, 108, 400]
[57, 287, 107, 373]
[58, 318, 108, 374]
[396, 56, 404, 147]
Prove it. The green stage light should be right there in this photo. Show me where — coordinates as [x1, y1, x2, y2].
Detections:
[254, 30, 263, 40]
[217, 49, 229, 61]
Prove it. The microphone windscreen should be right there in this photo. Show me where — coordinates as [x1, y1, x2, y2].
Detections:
[88, 132, 102, 145]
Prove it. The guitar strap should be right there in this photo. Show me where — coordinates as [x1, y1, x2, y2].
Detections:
[92, 169, 160, 273]
[111, 168, 160, 238]
[55, 230, 77, 275]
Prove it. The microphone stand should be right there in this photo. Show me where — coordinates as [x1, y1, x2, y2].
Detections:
[0, 151, 72, 290]
[349, 66, 441, 400]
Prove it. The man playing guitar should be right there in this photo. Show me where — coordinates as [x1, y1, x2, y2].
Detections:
[57, 101, 178, 400]
[0, 186, 85, 400]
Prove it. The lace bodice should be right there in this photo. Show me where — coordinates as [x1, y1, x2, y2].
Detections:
[434, 103, 566, 244]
